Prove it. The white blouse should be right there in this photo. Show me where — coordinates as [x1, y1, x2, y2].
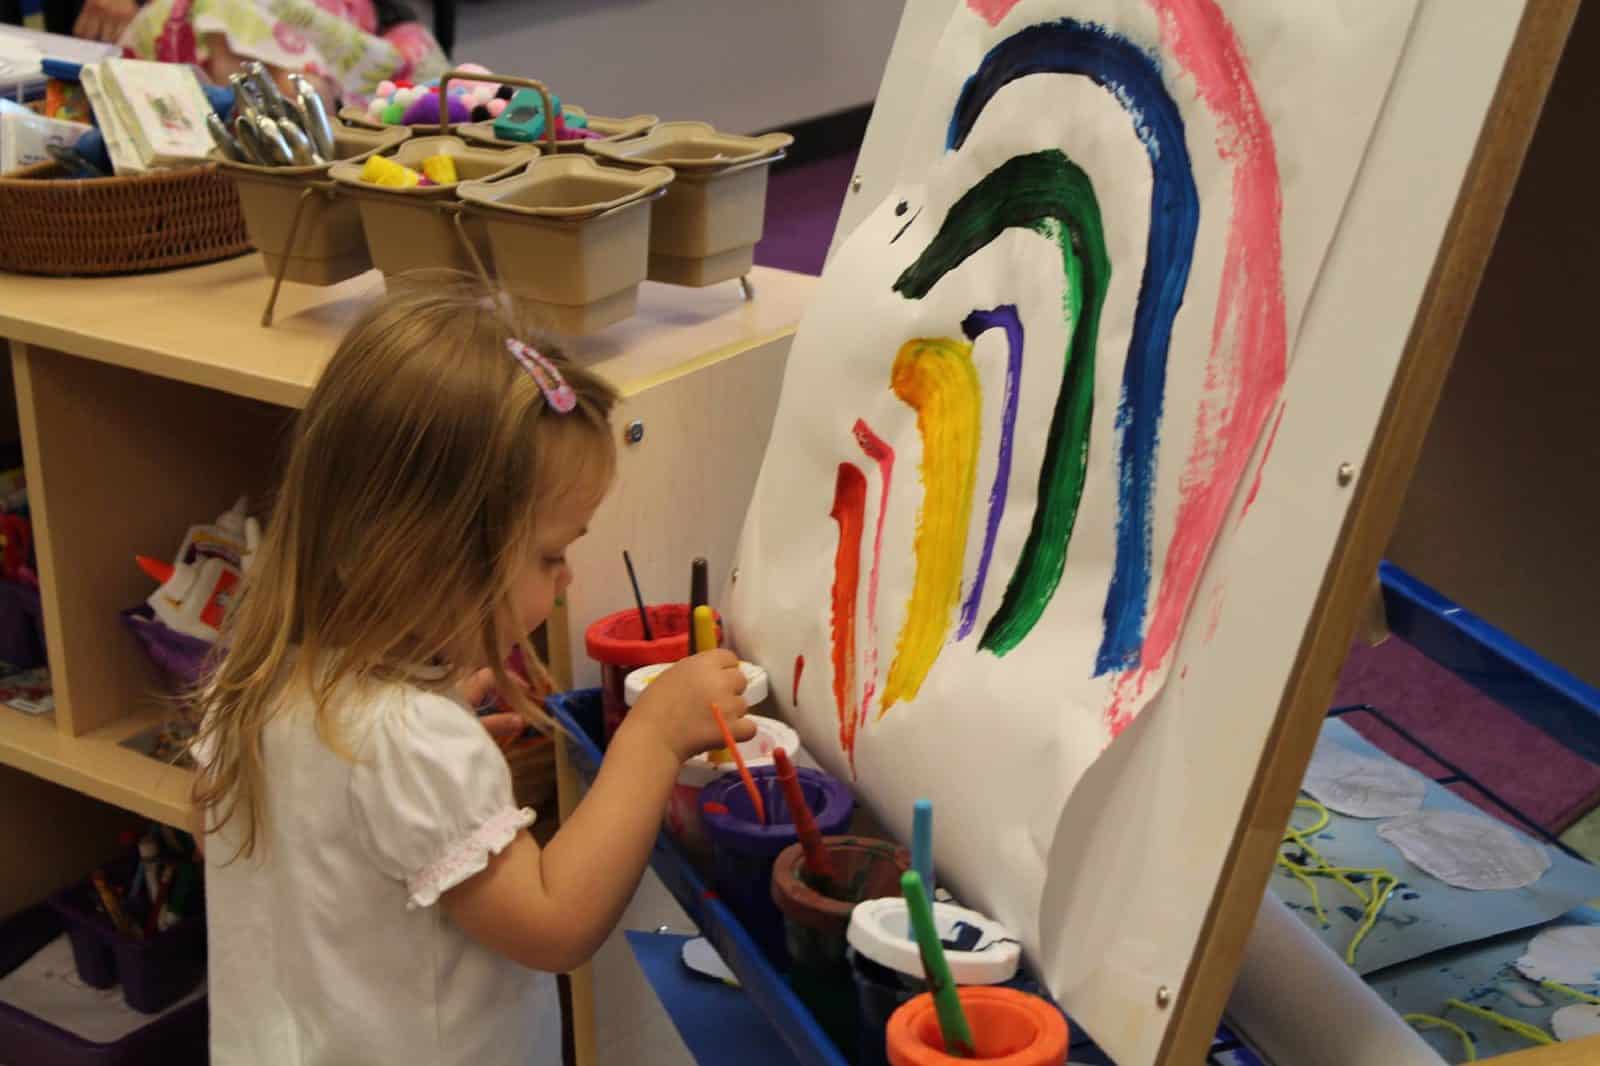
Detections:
[204, 677, 560, 1066]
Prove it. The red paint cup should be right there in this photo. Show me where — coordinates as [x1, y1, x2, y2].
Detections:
[584, 603, 713, 739]
[886, 987, 1069, 1066]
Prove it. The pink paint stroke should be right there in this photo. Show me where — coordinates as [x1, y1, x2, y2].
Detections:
[1241, 402, 1287, 518]
[1108, 0, 1288, 737]
[853, 418, 895, 728]
[966, 0, 1025, 27]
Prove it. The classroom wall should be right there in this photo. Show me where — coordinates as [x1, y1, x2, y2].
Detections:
[1387, 2, 1600, 686]
[443, 0, 905, 134]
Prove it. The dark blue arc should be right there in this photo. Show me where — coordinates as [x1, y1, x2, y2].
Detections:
[949, 19, 1200, 676]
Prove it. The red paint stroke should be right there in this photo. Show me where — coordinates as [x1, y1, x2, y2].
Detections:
[792, 655, 805, 708]
[829, 463, 868, 770]
[852, 419, 895, 728]
[1107, 0, 1288, 738]
[967, 0, 1024, 27]
[1204, 587, 1225, 641]
[1241, 402, 1287, 518]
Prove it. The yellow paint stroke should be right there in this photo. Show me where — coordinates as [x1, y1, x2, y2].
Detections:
[880, 337, 981, 715]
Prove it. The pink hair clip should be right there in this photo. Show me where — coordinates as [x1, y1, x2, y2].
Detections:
[506, 338, 576, 414]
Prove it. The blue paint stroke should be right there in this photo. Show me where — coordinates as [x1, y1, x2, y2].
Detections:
[956, 305, 1023, 641]
[949, 19, 1200, 675]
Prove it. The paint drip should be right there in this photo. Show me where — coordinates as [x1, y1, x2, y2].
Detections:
[829, 464, 867, 767]
[853, 419, 895, 726]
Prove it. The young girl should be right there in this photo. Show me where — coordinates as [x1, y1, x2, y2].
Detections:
[192, 275, 754, 1066]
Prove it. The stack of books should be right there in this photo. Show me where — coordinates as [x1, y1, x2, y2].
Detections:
[80, 57, 214, 174]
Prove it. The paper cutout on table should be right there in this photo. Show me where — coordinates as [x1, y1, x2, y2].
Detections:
[727, 0, 1420, 986]
[1302, 733, 1426, 818]
[0, 935, 205, 1042]
[1378, 810, 1552, 892]
[1553, 1004, 1600, 1042]
[1517, 924, 1600, 985]
[1272, 719, 1600, 974]
[1367, 908, 1600, 1063]
[681, 936, 740, 987]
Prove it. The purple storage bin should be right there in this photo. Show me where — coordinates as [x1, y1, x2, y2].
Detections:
[47, 862, 207, 1014]
[699, 765, 853, 965]
[0, 903, 208, 1066]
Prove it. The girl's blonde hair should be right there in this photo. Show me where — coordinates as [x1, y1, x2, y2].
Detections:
[193, 272, 618, 860]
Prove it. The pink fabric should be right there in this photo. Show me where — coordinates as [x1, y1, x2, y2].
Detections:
[1335, 640, 1600, 833]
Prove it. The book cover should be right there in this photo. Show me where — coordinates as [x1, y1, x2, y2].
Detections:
[102, 57, 213, 167]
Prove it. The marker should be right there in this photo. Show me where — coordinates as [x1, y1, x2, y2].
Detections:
[623, 550, 654, 640]
[139, 834, 161, 903]
[136, 555, 175, 585]
[902, 870, 975, 1058]
[145, 863, 175, 938]
[711, 702, 764, 825]
[913, 799, 934, 898]
[773, 748, 835, 889]
[696, 605, 734, 762]
[688, 557, 709, 653]
[158, 862, 198, 932]
[91, 870, 138, 938]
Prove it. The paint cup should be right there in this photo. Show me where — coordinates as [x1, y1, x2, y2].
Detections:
[886, 987, 1069, 1066]
[584, 603, 708, 740]
[771, 836, 910, 1053]
[627, 673, 795, 857]
[700, 765, 853, 964]
[848, 898, 1022, 1066]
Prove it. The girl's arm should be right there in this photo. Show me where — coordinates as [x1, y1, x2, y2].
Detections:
[442, 650, 752, 973]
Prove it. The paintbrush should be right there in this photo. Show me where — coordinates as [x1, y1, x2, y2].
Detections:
[695, 604, 737, 766]
[773, 747, 836, 890]
[622, 550, 653, 640]
[711, 701, 764, 824]
[903, 869, 975, 1058]
[912, 798, 934, 898]
[688, 557, 708, 653]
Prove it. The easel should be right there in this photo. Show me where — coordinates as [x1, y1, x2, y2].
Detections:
[1162, 2, 1589, 1063]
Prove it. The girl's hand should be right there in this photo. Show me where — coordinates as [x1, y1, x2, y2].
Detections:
[459, 667, 524, 750]
[626, 650, 752, 763]
[73, 0, 139, 43]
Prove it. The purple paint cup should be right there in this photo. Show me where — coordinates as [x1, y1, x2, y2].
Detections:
[699, 765, 853, 965]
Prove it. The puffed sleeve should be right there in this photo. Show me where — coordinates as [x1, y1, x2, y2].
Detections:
[348, 689, 536, 909]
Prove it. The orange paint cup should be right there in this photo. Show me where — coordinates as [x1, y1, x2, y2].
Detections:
[885, 987, 1069, 1066]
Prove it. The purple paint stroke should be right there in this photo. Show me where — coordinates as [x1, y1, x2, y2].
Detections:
[956, 305, 1023, 641]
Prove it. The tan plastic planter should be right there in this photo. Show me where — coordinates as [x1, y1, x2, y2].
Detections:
[458, 107, 657, 153]
[459, 156, 673, 335]
[328, 136, 538, 277]
[588, 122, 791, 286]
[215, 125, 408, 285]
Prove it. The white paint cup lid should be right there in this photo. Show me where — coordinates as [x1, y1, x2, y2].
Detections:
[848, 897, 1020, 986]
[624, 660, 770, 708]
[677, 714, 799, 787]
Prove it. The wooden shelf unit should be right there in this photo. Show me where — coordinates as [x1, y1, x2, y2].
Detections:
[0, 255, 814, 858]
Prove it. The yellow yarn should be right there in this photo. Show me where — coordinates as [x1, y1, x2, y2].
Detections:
[1278, 797, 1399, 964]
[1404, 1014, 1476, 1062]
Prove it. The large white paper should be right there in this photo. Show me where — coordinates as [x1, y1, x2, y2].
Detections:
[729, 0, 1417, 972]
[1302, 734, 1427, 819]
[1377, 811, 1552, 892]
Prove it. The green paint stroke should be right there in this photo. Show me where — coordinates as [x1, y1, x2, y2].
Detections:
[893, 149, 1109, 655]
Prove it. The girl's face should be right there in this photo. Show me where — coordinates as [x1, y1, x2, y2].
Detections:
[500, 489, 601, 659]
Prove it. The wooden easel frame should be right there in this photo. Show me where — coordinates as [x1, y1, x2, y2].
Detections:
[1158, 2, 1586, 1063]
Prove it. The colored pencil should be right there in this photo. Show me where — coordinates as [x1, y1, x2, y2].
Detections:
[773, 747, 836, 886]
[622, 550, 653, 640]
[912, 799, 934, 897]
[711, 702, 764, 824]
[90, 870, 138, 938]
[903, 869, 974, 1057]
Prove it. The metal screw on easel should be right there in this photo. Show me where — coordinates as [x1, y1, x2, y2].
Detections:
[1337, 462, 1355, 486]
[625, 421, 645, 446]
[851, 174, 863, 193]
[731, 567, 740, 585]
[1156, 986, 1172, 1009]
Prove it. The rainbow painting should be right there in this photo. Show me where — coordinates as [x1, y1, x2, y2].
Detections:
[815, 0, 1287, 755]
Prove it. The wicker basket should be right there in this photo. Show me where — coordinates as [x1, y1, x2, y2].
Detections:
[0, 161, 252, 276]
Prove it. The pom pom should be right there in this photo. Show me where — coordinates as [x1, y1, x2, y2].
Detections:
[455, 62, 491, 75]
[485, 97, 507, 119]
[381, 101, 407, 124]
[376, 79, 396, 99]
[471, 104, 491, 123]
[496, 84, 515, 100]
[400, 92, 472, 126]
[393, 79, 413, 89]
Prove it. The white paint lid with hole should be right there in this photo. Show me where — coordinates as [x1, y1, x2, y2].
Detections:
[624, 660, 770, 708]
[848, 897, 1020, 986]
